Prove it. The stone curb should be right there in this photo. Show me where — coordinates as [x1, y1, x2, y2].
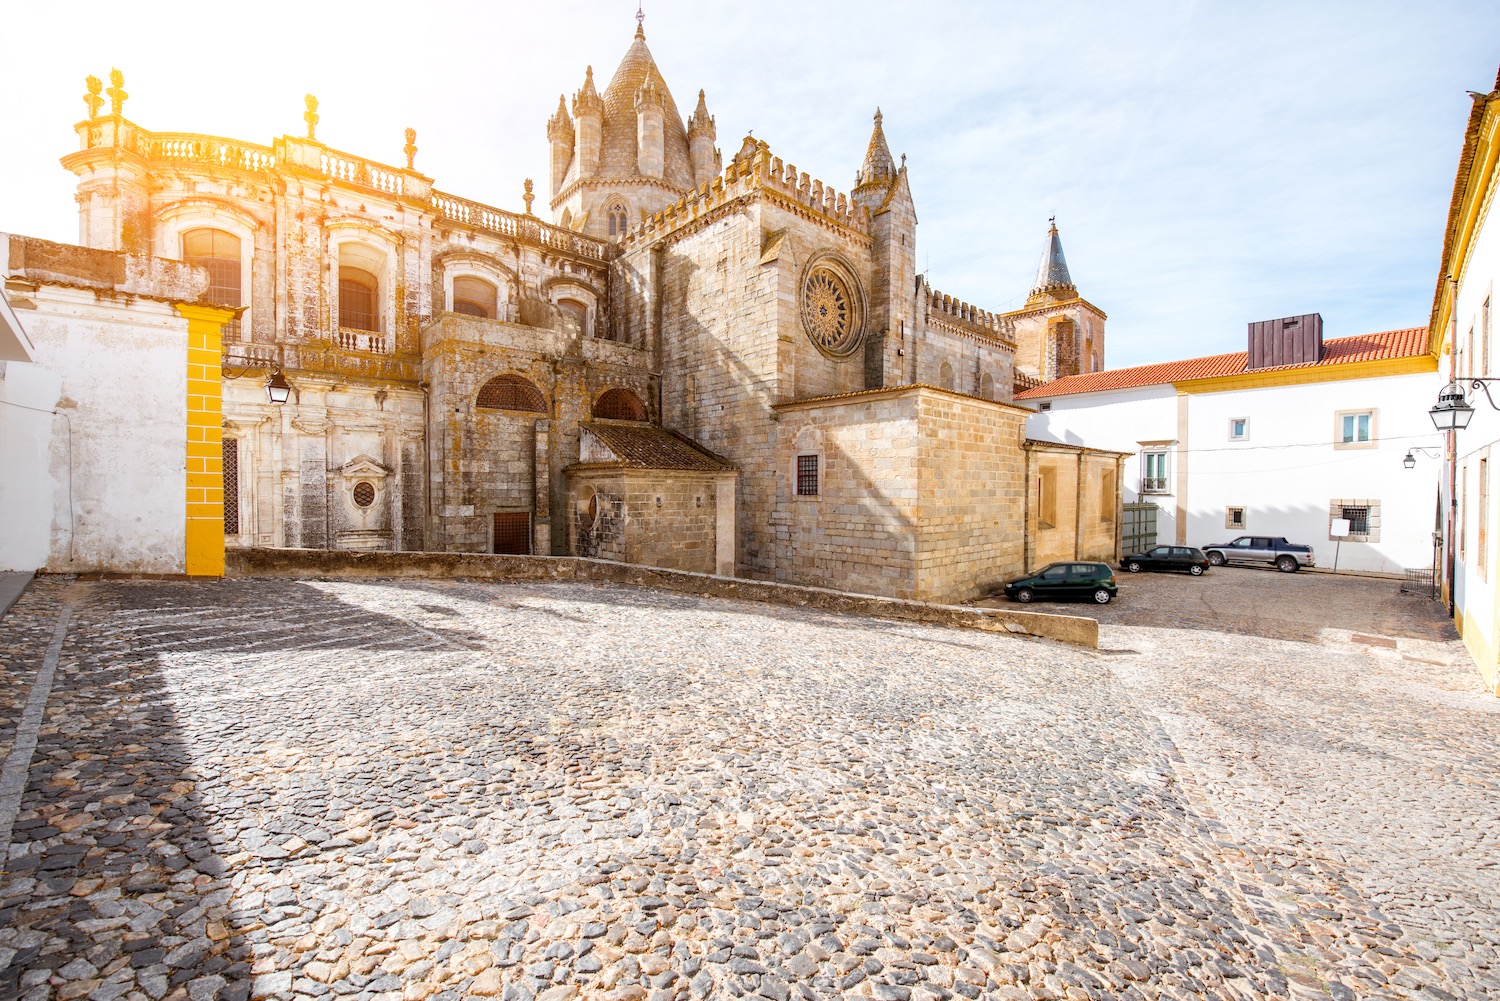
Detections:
[225, 548, 1100, 648]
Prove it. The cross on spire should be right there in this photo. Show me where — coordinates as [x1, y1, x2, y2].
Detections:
[635, 2, 645, 38]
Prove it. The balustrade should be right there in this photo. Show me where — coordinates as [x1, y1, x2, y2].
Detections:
[335, 328, 390, 354]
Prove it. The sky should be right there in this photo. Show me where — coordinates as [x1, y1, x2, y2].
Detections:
[2, 0, 1497, 368]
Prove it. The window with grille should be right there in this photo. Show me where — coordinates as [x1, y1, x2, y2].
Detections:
[1226, 506, 1246, 530]
[593, 388, 647, 421]
[476, 374, 548, 413]
[222, 438, 240, 535]
[1341, 506, 1369, 535]
[493, 511, 532, 555]
[796, 454, 819, 496]
[339, 267, 378, 331]
[452, 276, 497, 319]
[352, 481, 376, 508]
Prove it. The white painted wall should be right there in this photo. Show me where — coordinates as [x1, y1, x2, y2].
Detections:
[1450, 175, 1500, 678]
[1024, 367, 1444, 573]
[1025, 384, 1181, 542]
[0, 286, 188, 573]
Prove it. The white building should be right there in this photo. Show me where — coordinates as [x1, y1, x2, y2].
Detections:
[1430, 66, 1500, 696]
[1016, 317, 1443, 574]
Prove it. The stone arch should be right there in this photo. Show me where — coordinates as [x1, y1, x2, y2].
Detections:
[939, 361, 955, 391]
[476, 373, 548, 414]
[593, 387, 648, 422]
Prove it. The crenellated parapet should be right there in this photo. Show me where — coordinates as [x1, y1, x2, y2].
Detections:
[619, 138, 871, 249]
[917, 277, 1016, 346]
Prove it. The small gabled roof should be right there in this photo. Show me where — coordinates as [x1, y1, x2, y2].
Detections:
[579, 422, 735, 471]
[1015, 327, 1429, 400]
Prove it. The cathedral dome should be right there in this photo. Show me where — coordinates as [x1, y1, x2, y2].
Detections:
[599, 28, 695, 190]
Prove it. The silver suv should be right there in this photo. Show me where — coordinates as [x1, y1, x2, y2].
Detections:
[1201, 535, 1316, 572]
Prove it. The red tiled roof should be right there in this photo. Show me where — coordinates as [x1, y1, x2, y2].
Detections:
[1014, 327, 1429, 400]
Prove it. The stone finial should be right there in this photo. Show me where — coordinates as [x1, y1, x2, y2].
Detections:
[84, 75, 104, 118]
[404, 127, 417, 170]
[106, 68, 127, 116]
[635, 1, 645, 39]
[523, 178, 535, 215]
[573, 66, 604, 117]
[304, 94, 320, 140]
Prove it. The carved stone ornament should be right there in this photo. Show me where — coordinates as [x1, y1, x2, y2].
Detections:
[800, 264, 863, 359]
[340, 454, 391, 482]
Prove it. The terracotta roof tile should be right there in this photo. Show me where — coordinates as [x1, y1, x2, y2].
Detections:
[580, 422, 735, 471]
[1014, 327, 1428, 400]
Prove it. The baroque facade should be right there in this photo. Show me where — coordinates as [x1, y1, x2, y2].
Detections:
[55, 27, 1119, 601]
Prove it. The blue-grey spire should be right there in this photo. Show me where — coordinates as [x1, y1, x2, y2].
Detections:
[1032, 216, 1075, 294]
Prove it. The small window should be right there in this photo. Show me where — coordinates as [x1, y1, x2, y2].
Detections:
[981, 372, 995, 400]
[1226, 506, 1246, 530]
[453, 276, 497, 319]
[606, 201, 629, 239]
[352, 481, 376, 508]
[493, 511, 532, 555]
[1340, 505, 1369, 535]
[796, 454, 819, 496]
[476, 374, 548, 413]
[1038, 401, 1052, 412]
[939, 361, 955, 391]
[339, 266, 378, 331]
[1229, 418, 1248, 440]
[1335, 409, 1377, 449]
[1142, 450, 1169, 494]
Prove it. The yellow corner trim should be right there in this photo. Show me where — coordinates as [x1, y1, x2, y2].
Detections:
[175, 302, 238, 328]
[1174, 355, 1438, 394]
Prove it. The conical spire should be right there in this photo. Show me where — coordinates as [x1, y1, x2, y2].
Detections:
[855, 108, 897, 190]
[1032, 217, 1075, 294]
[547, 93, 574, 143]
[573, 65, 603, 117]
[688, 88, 715, 140]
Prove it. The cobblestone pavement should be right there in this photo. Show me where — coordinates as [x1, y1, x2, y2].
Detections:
[0, 574, 1495, 1001]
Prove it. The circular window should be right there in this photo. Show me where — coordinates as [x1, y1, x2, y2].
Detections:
[800, 264, 863, 358]
[352, 481, 376, 508]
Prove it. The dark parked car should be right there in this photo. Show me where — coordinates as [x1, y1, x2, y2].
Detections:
[1002, 562, 1118, 604]
[1121, 545, 1210, 576]
[1201, 535, 1315, 572]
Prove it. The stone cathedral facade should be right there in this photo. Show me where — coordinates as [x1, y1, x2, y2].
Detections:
[56, 23, 1121, 601]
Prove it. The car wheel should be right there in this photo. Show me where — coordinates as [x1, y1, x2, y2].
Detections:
[1276, 555, 1298, 573]
[1189, 564, 1204, 576]
[1092, 588, 1112, 604]
[1126, 561, 1143, 573]
[1207, 551, 1226, 566]
[1014, 587, 1035, 603]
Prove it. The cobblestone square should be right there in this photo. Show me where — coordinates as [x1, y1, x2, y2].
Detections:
[0, 574, 1496, 1001]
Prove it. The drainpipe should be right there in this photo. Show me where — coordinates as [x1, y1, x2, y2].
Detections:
[1446, 274, 1459, 616]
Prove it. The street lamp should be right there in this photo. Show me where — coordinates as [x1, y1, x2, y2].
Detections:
[265, 369, 292, 405]
[1403, 447, 1441, 469]
[1429, 378, 1500, 431]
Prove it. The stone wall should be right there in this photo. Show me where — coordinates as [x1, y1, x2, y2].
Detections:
[1024, 441, 1125, 571]
[568, 467, 733, 575]
[913, 390, 1031, 601]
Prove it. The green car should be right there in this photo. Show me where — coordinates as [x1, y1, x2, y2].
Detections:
[1002, 562, 1118, 604]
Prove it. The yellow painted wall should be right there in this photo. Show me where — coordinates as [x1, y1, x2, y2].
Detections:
[176, 304, 233, 576]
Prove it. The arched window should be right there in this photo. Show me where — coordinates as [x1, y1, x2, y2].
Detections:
[557, 298, 589, 338]
[338, 267, 378, 331]
[981, 372, 995, 399]
[593, 387, 647, 422]
[453, 276, 497, 319]
[606, 201, 629, 239]
[939, 361, 955, 391]
[476, 374, 548, 414]
[182, 228, 241, 308]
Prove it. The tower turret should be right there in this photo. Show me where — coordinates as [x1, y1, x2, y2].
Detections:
[687, 89, 719, 186]
[571, 66, 604, 179]
[852, 107, 898, 198]
[547, 94, 575, 198]
[847, 109, 917, 388]
[635, 78, 666, 180]
[1029, 217, 1076, 303]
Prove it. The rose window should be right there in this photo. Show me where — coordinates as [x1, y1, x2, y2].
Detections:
[801, 268, 860, 357]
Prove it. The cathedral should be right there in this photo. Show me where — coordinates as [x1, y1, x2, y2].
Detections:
[51, 18, 1121, 601]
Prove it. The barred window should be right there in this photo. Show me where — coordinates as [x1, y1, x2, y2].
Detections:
[593, 387, 647, 422]
[1341, 505, 1370, 536]
[222, 438, 240, 535]
[183, 229, 241, 308]
[796, 454, 819, 497]
[493, 511, 532, 555]
[476, 374, 548, 413]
